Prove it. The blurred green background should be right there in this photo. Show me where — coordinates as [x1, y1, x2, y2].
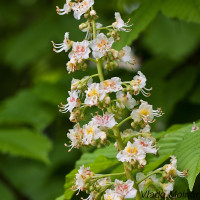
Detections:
[0, 0, 200, 199]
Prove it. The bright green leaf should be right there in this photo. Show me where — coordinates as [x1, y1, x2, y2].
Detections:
[55, 195, 64, 200]
[175, 130, 200, 191]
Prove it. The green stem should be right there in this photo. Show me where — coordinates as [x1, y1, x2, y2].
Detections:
[93, 172, 125, 178]
[96, 60, 104, 81]
[117, 116, 132, 128]
[87, 57, 97, 63]
[91, 7, 104, 82]
[136, 170, 162, 184]
[87, 74, 99, 79]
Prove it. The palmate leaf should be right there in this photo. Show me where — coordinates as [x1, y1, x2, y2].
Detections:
[144, 122, 200, 191]
[0, 128, 52, 163]
[144, 123, 194, 173]
[64, 156, 119, 200]
[161, 0, 200, 24]
[175, 130, 200, 191]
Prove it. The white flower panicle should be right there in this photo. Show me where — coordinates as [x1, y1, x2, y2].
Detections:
[191, 122, 199, 132]
[59, 90, 80, 113]
[90, 33, 114, 58]
[131, 100, 163, 124]
[53, 2, 186, 199]
[91, 113, 117, 128]
[52, 32, 72, 53]
[112, 12, 133, 32]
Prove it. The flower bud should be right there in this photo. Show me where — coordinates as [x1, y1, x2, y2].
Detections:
[90, 10, 96, 16]
[104, 63, 110, 70]
[104, 96, 111, 104]
[116, 33, 121, 42]
[79, 22, 88, 30]
[113, 61, 119, 68]
[89, 185, 95, 191]
[110, 49, 119, 59]
[84, 13, 89, 18]
[111, 30, 117, 37]
[107, 32, 112, 37]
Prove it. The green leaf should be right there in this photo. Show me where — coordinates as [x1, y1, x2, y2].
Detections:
[144, 121, 200, 191]
[0, 181, 15, 200]
[142, 14, 200, 61]
[0, 90, 55, 131]
[175, 130, 200, 191]
[144, 122, 195, 173]
[75, 144, 116, 168]
[173, 177, 189, 200]
[0, 128, 52, 163]
[143, 154, 170, 174]
[145, 66, 198, 122]
[189, 81, 200, 104]
[161, 0, 200, 24]
[114, 0, 161, 49]
[55, 195, 64, 200]
[64, 156, 119, 200]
